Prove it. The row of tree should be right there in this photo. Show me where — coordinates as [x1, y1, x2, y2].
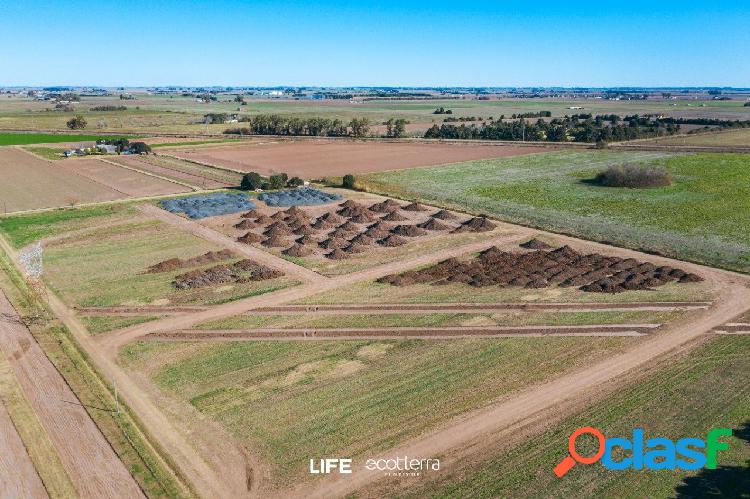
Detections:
[424, 115, 682, 143]
[225, 114, 372, 137]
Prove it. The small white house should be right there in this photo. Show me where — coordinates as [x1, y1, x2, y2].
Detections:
[96, 144, 118, 154]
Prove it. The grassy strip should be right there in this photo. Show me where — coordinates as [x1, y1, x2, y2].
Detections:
[23, 146, 67, 160]
[359, 151, 750, 273]
[400, 335, 750, 498]
[196, 310, 681, 330]
[0, 250, 192, 498]
[0, 133, 112, 146]
[0, 353, 78, 497]
[79, 315, 162, 335]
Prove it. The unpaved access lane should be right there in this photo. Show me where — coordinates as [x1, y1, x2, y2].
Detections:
[289, 280, 750, 499]
[0, 398, 48, 498]
[0, 291, 143, 499]
[138, 204, 327, 285]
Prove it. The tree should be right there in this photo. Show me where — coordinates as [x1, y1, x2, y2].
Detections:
[348, 117, 370, 137]
[240, 172, 263, 190]
[342, 174, 355, 189]
[287, 176, 304, 187]
[66, 115, 87, 130]
[392, 118, 407, 138]
[269, 173, 288, 189]
[129, 142, 151, 154]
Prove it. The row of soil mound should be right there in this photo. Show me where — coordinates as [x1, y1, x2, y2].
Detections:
[146, 249, 236, 273]
[377, 245, 702, 293]
[172, 259, 284, 289]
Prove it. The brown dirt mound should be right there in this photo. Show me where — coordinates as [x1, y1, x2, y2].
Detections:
[234, 219, 256, 230]
[312, 219, 337, 230]
[319, 237, 349, 250]
[270, 211, 289, 221]
[329, 228, 354, 239]
[237, 232, 263, 244]
[432, 209, 458, 220]
[403, 202, 429, 212]
[339, 220, 361, 232]
[344, 243, 368, 254]
[296, 235, 319, 246]
[350, 233, 376, 245]
[285, 206, 308, 217]
[326, 249, 349, 260]
[350, 212, 377, 223]
[254, 214, 273, 225]
[240, 209, 260, 219]
[369, 199, 402, 213]
[453, 216, 497, 233]
[146, 249, 236, 273]
[262, 235, 289, 248]
[318, 212, 344, 224]
[339, 200, 360, 209]
[283, 244, 314, 257]
[381, 211, 408, 222]
[378, 235, 407, 247]
[378, 246, 700, 294]
[365, 227, 391, 239]
[391, 225, 428, 237]
[520, 238, 552, 250]
[263, 222, 293, 236]
[172, 259, 283, 289]
[418, 218, 451, 231]
[293, 225, 317, 236]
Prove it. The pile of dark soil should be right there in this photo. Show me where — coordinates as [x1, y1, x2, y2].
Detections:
[432, 209, 457, 220]
[283, 244, 314, 257]
[391, 225, 427, 237]
[365, 226, 391, 239]
[381, 211, 408, 222]
[263, 222, 293, 236]
[318, 212, 344, 224]
[339, 220, 361, 232]
[237, 232, 263, 244]
[369, 199, 402, 213]
[418, 218, 451, 231]
[329, 228, 354, 239]
[296, 235, 319, 246]
[452, 216, 496, 233]
[173, 259, 283, 289]
[350, 233, 375, 245]
[403, 202, 428, 212]
[254, 214, 273, 225]
[234, 219, 256, 230]
[378, 235, 407, 247]
[344, 243, 368, 254]
[377, 245, 702, 293]
[147, 249, 235, 273]
[337, 202, 376, 221]
[262, 235, 289, 248]
[312, 219, 336, 230]
[350, 213, 377, 223]
[326, 249, 349, 260]
[240, 209, 260, 219]
[270, 211, 288, 221]
[319, 237, 349, 250]
[293, 225, 317, 236]
[520, 238, 553, 250]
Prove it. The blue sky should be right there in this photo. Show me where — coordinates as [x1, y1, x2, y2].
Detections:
[1, 0, 748, 87]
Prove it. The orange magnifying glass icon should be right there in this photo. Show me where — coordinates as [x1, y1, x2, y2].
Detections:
[553, 426, 606, 478]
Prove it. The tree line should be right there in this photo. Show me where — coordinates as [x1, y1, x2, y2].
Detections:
[224, 114, 373, 137]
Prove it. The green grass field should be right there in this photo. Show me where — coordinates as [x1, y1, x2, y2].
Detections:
[122, 334, 634, 487]
[195, 310, 682, 330]
[359, 151, 750, 272]
[397, 335, 750, 498]
[0, 133, 113, 145]
[649, 128, 750, 147]
[79, 315, 162, 335]
[150, 139, 242, 148]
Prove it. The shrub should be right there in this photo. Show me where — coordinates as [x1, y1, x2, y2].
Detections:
[269, 173, 288, 190]
[287, 176, 304, 187]
[594, 164, 672, 188]
[240, 172, 263, 190]
[66, 115, 87, 130]
[129, 142, 151, 154]
[342, 174, 356, 189]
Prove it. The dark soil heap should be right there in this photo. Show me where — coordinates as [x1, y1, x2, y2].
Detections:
[326, 248, 349, 260]
[369, 199, 402, 213]
[234, 219, 256, 230]
[391, 225, 428, 237]
[296, 234, 319, 246]
[344, 243, 368, 254]
[452, 216, 496, 233]
[319, 237, 349, 250]
[402, 202, 429, 212]
[146, 249, 236, 273]
[418, 218, 451, 231]
[237, 232, 263, 244]
[350, 233, 375, 245]
[262, 235, 289, 248]
[172, 259, 283, 289]
[283, 243, 314, 257]
[432, 209, 457, 220]
[520, 238, 553, 250]
[378, 234, 407, 247]
[263, 222, 293, 236]
[377, 245, 702, 293]
[381, 211, 408, 222]
[254, 214, 273, 225]
[240, 209, 260, 219]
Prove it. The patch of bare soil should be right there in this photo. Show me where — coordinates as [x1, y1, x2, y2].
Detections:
[146, 249, 236, 273]
[378, 245, 702, 293]
[172, 260, 283, 289]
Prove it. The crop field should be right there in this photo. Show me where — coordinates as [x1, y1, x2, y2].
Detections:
[121, 334, 635, 488]
[393, 335, 750, 499]
[0, 132, 109, 146]
[59, 158, 191, 197]
[359, 151, 750, 272]
[647, 128, 750, 147]
[166, 139, 550, 178]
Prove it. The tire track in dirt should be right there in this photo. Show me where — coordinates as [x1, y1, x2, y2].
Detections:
[285, 279, 750, 499]
[0, 291, 143, 499]
[0, 398, 48, 498]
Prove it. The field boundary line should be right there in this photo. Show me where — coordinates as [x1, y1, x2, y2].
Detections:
[96, 157, 202, 191]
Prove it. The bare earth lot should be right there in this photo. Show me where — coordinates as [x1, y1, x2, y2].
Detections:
[167, 139, 549, 178]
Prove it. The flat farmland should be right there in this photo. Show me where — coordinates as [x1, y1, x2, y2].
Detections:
[646, 128, 750, 147]
[58, 158, 191, 197]
[167, 139, 550, 178]
[111, 155, 240, 189]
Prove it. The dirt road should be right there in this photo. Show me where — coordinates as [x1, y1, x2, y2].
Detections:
[0, 398, 48, 498]
[0, 291, 143, 499]
[289, 279, 750, 499]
